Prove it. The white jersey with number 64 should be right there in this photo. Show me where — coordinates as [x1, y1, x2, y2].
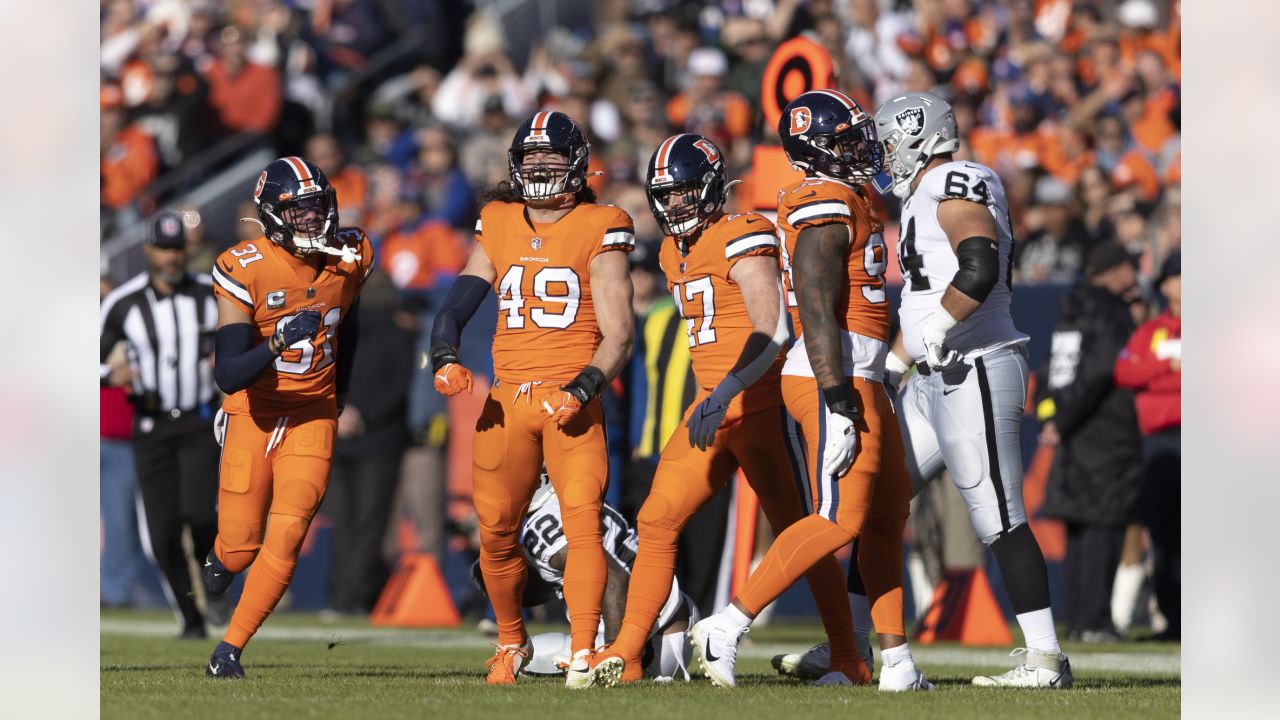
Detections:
[897, 161, 1028, 362]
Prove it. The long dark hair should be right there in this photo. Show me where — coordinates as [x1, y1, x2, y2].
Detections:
[478, 180, 598, 208]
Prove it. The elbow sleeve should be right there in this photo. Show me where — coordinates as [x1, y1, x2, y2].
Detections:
[952, 236, 1000, 302]
[430, 274, 491, 351]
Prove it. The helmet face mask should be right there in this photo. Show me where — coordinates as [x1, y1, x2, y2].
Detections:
[507, 111, 590, 203]
[645, 134, 728, 239]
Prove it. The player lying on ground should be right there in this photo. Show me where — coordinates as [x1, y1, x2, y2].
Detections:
[471, 477, 698, 681]
[691, 90, 931, 691]
[590, 134, 860, 688]
[203, 156, 373, 679]
[430, 111, 636, 687]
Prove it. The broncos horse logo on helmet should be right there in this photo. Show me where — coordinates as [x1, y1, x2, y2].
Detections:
[644, 133, 729, 239]
[251, 156, 358, 261]
[778, 90, 882, 185]
[508, 111, 591, 202]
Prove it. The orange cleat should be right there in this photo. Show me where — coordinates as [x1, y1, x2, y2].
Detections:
[586, 647, 643, 687]
[816, 656, 873, 686]
[484, 641, 531, 685]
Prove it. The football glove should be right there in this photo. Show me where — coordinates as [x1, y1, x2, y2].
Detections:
[271, 310, 322, 353]
[543, 366, 605, 427]
[921, 309, 961, 371]
[430, 342, 473, 396]
[686, 374, 745, 451]
[820, 385, 861, 480]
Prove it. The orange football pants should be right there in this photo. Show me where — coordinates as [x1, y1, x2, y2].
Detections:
[472, 380, 608, 653]
[213, 409, 336, 649]
[735, 376, 910, 637]
[611, 392, 856, 665]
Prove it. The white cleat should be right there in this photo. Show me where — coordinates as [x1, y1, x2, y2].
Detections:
[690, 614, 747, 688]
[879, 660, 935, 691]
[972, 648, 1073, 688]
[772, 642, 829, 680]
[813, 671, 853, 686]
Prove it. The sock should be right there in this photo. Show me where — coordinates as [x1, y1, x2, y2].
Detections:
[559, 502, 607, 653]
[1016, 607, 1061, 654]
[611, 527, 681, 660]
[477, 530, 529, 647]
[1111, 563, 1145, 633]
[223, 544, 295, 648]
[858, 515, 908, 637]
[881, 643, 912, 668]
[722, 603, 752, 632]
[849, 593, 873, 656]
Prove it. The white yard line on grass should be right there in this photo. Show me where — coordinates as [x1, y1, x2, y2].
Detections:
[101, 618, 1179, 675]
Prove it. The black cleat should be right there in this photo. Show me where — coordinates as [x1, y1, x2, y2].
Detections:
[202, 551, 235, 596]
[180, 622, 208, 640]
[206, 641, 245, 679]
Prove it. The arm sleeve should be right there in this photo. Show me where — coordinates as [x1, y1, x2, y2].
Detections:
[335, 298, 360, 397]
[213, 323, 278, 395]
[430, 274, 491, 350]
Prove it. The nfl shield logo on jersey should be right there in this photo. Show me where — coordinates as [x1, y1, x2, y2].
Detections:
[896, 107, 925, 135]
[530, 237, 542, 251]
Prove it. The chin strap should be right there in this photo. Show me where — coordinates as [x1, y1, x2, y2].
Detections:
[317, 243, 361, 264]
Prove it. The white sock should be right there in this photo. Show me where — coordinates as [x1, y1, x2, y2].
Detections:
[880, 643, 913, 669]
[722, 603, 753, 632]
[572, 648, 591, 661]
[1111, 563, 1145, 633]
[849, 593, 872, 654]
[1016, 608, 1061, 654]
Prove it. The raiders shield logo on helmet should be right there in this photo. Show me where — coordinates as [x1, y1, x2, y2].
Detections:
[895, 107, 925, 136]
[789, 106, 812, 136]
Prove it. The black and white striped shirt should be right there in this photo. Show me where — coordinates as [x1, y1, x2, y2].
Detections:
[100, 272, 219, 416]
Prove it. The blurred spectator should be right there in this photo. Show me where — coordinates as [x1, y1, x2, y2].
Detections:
[379, 198, 468, 291]
[1037, 241, 1144, 643]
[458, 95, 514, 191]
[720, 17, 773, 121]
[666, 47, 752, 157]
[432, 11, 533, 128]
[325, 271, 415, 616]
[101, 86, 158, 214]
[354, 103, 416, 168]
[179, 208, 216, 274]
[842, 0, 913, 104]
[409, 126, 477, 229]
[371, 64, 444, 130]
[202, 26, 282, 135]
[1016, 176, 1095, 283]
[307, 133, 368, 225]
[132, 53, 210, 170]
[1093, 114, 1161, 207]
[1115, 250, 1181, 640]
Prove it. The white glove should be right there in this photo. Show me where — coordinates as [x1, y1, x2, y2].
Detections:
[884, 350, 911, 394]
[922, 309, 961, 371]
[821, 410, 858, 480]
[213, 407, 228, 447]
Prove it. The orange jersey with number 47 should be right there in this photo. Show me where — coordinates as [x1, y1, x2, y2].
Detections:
[777, 178, 889, 342]
[476, 201, 635, 384]
[211, 229, 373, 417]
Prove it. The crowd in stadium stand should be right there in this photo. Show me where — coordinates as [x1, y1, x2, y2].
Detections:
[101, 0, 1180, 636]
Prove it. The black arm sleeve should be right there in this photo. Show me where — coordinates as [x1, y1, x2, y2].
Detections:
[213, 323, 278, 395]
[334, 299, 360, 397]
[951, 236, 1000, 302]
[429, 274, 491, 351]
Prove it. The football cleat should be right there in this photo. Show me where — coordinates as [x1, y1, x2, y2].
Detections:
[484, 640, 532, 686]
[202, 551, 235, 597]
[972, 648, 1073, 688]
[817, 656, 872, 687]
[879, 660, 935, 692]
[690, 614, 748, 688]
[586, 648, 642, 687]
[565, 650, 616, 689]
[772, 641, 874, 680]
[206, 641, 245, 679]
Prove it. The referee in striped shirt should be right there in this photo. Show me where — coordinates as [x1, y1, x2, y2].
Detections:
[100, 211, 223, 638]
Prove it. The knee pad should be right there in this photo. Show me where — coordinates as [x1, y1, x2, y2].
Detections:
[275, 473, 326, 519]
[477, 525, 523, 560]
[263, 513, 311, 560]
[558, 490, 602, 550]
[216, 532, 262, 574]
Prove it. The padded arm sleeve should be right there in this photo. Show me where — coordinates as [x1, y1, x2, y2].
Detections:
[951, 236, 1000, 302]
[724, 287, 790, 393]
[213, 323, 278, 395]
[429, 274, 491, 351]
[335, 299, 361, 397]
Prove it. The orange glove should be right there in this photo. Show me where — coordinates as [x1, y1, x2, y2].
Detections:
[541, 391, 584, 427]
[541, 366, 605, 427]
[433, 363, 474, 396]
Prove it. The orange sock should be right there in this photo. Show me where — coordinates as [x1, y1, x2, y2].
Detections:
[559, 501, 606, 652]
[612, 524, 680, 659]
[858, 514, 907, 637]
[736, 515, 858, 664]
[477, 527, 529, 647]
[223, 513, 306, 648]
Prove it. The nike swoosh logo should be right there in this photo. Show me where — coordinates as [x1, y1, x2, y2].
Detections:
[208, 663, 218, 674]
[800, 191, 817, 199]
[943, 387, 959, 396]
[705, 638, 720, 662]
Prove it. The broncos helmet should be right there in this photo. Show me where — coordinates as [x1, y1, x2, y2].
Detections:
[508, 111, 591, 202]
[778, 90, 882, 185]
[872, 91, 960, 199]
[645, 134, 728, 238]
[252, 156, 339, 255]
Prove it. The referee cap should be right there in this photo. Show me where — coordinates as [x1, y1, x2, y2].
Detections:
[150, 211, 187, 249]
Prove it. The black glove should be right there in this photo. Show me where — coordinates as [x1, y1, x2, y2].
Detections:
[562, 366, 606, 404]
[271, 310, 322, 353]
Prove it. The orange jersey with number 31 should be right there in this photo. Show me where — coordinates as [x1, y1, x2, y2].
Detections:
[211, 229, 373, 417]
[476, 201, 635, 384]
[776, 179, 889, 342]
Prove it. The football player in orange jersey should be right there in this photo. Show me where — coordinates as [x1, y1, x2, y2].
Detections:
[692, 91, 932, 690]
[429, 111, 635, 687]
[590, 133, 863, 688]
[202, 156, 373, 678]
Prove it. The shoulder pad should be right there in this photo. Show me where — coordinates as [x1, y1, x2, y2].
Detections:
[721, 212, 779, 259]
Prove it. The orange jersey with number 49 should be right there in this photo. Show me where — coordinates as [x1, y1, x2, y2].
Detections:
[476, 201, 635, 384]
[776, 179, 889, 342]
[211, 229, 373, 417]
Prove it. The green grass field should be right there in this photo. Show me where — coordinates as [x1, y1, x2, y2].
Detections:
[102, 610, 1179, 719]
